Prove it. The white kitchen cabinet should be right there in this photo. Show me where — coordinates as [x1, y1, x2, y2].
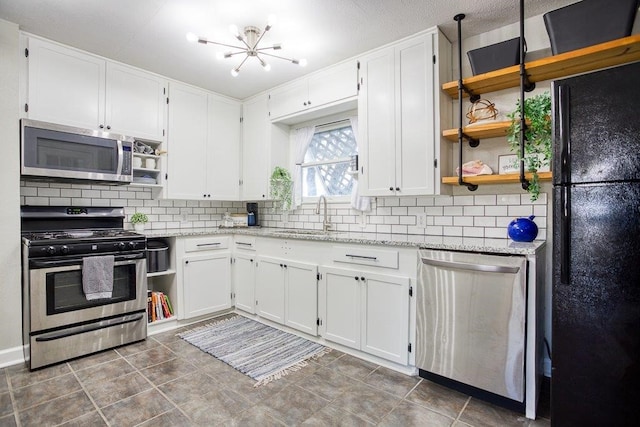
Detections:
[26, 37, 166, 141]
[269, 60, 357, 120]
[358, 30, 450, 196]
[255, 255, 318, 335]
[180, 236, 232, 319]
[167, 82, 241, 200]
[233, 252, 256, 314]
[241, 94, 288, 200]
[319, 265, 410, 365]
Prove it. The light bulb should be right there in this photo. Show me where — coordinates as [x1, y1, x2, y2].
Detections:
[231, 68, 240, 77]
[267, 14, 277, 27]
[272, 43, 282, 50]
[229, 24, 241, 39]
[260, 59, 271, 71]
[299, 58, 308, 67]
[186, 32, 198, 43]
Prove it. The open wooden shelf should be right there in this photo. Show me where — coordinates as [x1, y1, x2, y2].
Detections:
[442, 171, 553, 186]
[442, 35, 640, 98]
[443, 120, 512, 142]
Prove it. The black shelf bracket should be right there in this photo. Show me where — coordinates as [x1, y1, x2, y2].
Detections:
[454, 13, 478, 192]
[460, 130, 480, 148]
[518, 0, 530, 191]
[458, 81, 481, 103]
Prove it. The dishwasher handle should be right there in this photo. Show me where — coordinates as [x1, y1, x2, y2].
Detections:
[421, 257, 521, 274]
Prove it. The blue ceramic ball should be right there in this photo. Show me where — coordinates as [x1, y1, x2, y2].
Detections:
[507, 215, 538, 242]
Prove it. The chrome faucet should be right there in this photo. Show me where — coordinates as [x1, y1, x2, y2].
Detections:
[315, 195, 331, 232]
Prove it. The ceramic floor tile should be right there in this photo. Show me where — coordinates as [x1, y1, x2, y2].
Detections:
[459, 398, 530, 427]
[221, 406, 286, 427]
[297, 366, 355, 401]
[210, 367, 286, 404]
[406, 379, 470, 419]
[300, 403, 373, 426]
[330, 382, 401, 424]
[0, 393, 12, 418]
[100, 389, 175, 427]
[83, 371, 152, 408]
[0, 414, 17, 427]
[17, 390, 95, 427]
[378, 400, 455, 427]
[124, 346, 176, 370]
[140, 357, 196, 385]
[260, 385, 330, 425]
[12, 373, 82, 411]
[7, 363, 71, 389]
[179, 388, 249, 425]
[0, 372, 8, 394]
[135, 408, 192, 427]
[115, 337, 162, 357]
[311, 348, 344, 366]
[363, 366, 421, 398]
[157, 371, 219, 406]
[326, 354, 378, 381]
[73, 358, 136, 386]
[66, 349, 121, 372]
[57, 411, 107, 426]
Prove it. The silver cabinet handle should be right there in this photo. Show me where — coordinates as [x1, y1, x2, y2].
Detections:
[345, 254, 377, 260]
[235, 242, 253, 246]
[197, 242, 221, 247]
[421, 258, 520, 274]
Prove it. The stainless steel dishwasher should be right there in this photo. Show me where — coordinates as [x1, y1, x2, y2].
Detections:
[416, 249, 527, 403]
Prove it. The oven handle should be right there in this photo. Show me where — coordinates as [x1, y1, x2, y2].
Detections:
[34, 313, 145, 342]
[29, 253, 144, 269]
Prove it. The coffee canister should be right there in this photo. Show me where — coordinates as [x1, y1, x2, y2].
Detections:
[147, 239, 169, 272]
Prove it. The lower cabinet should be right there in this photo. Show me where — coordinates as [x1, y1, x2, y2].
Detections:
[256, 255, 318, 335]
[319, 266, 411, 365]
[233, 253, 256, 314]
[180, 237, 232, 319]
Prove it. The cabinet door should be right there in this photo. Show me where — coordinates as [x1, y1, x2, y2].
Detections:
[395, 34, 436, 196]
[234, 253, 256, 314]
[308, 61, 357, 108]
[105, 63, 166, 141]
[269, 80, 308, 119]
[284, 260, 318, 336]
[208, 94, 241, 200]
[166, 82, 208, 199]
[182, 252, 231, 319]
[358, 47, 396, 196]
[321, 267, 361, 350]
[241, 95, 270, 200]
[255, 256, 285, 324]
[27, 37, 105, 130]
[361, 271, 410, 365]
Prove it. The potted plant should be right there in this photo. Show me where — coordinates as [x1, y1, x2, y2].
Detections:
[269, 166, 293, 212]
[130, 212, 148, 232]
[506, 91, 552, 201]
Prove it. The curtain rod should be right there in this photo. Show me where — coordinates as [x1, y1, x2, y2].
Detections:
[295, 118, 351, 131]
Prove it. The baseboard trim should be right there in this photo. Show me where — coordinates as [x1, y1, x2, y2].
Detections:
[0, 345, 25, 369]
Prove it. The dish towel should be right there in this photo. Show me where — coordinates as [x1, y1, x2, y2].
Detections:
[82, 255, 115, 300]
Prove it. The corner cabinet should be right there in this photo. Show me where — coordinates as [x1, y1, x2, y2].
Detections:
[358, 29, 452, 196]
[440, 34, 640, 187]
[166, 82, 241, 200]
[25, 36, 167, 141]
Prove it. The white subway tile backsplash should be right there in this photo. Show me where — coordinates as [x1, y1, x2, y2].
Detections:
[20, 179, 548, 242]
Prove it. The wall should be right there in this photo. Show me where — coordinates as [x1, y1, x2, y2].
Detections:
[0, 18, 23, 367]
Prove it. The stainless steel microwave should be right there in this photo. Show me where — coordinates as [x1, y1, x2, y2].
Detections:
[21, 119, 134, 183]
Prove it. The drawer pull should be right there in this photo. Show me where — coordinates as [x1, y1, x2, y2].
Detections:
[235, 242, 253, 246]
[345, 254, 378, 261]
[197, 242, 221, 247]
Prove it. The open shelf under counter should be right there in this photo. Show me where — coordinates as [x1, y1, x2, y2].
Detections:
[442, 171, 552, 186]
[443, 120, 513, 142]
[147, 268, 176, 278]
[442, 35, 640, 98]
[147, 316, 178, 335]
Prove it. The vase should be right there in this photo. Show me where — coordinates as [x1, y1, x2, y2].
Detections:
[507, 215, 538, 242]
[134, 223, 145, 232]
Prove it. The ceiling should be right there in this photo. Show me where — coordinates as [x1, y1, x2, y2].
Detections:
[0, 0, 576, 100]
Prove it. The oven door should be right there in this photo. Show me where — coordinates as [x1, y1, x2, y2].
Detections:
[28, 253, 147, 332]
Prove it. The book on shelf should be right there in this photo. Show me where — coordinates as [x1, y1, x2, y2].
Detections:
[147, 291, 174, 323]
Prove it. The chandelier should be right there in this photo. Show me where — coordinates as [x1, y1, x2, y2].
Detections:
[186, 16, 307, 77]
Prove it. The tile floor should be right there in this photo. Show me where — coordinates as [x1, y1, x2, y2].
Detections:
[0, 315, 551, 427]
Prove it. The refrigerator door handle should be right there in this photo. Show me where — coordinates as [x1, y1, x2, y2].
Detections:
[558, 84, 571, 184]
[560, 185, 571, 283]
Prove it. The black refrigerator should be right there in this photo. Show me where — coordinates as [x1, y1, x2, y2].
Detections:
[552, 61, 640, 426]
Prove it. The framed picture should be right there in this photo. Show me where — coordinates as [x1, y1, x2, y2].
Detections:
[498, 154, 519, 174]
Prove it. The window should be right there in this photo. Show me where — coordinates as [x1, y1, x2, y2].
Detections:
[301, 123, 357, 198]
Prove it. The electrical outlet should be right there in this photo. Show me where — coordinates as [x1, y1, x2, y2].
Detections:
[417, 213, 427, 228]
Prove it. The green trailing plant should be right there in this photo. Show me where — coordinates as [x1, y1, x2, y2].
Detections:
[130, 212, 148, 224]
[506, 91, 552, 201]
[269, 166, 293, 212]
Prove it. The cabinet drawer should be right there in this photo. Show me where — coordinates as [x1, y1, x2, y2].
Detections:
[332, 246, 398, 269]
[234, 236, 256, 251]
[184, 236, 229, 252]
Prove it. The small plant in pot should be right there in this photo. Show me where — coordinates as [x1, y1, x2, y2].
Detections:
[130, 212, 148, 232]
[506, 91, 552, 201]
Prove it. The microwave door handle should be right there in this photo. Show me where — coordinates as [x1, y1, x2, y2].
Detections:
[116, 140, 123, 175]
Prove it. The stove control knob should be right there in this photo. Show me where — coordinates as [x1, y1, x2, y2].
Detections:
[45, 246, 56, 255]
[128, 241, 138, 249]
[60, 245, 70, 254]
[117, 242, 126, 251]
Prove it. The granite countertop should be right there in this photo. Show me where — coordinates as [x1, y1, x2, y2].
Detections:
[141, 227, 544, 255]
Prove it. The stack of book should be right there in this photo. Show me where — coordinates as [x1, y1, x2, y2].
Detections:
[147, 290, 173, 323]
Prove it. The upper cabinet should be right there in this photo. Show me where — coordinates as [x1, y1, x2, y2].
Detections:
[358, 29, 451, 197]
[269, 60, 358, 121]
[25, 37, 167, 141]
[167, 82, 241, 200]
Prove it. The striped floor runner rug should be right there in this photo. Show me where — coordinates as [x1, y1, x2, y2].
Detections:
[178, 315, 330, 386]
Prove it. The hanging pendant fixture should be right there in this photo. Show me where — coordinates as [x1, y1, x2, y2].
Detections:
[186, 15, 307, 77]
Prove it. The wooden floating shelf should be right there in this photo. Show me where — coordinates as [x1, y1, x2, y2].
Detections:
[442, 35, 640, 98]
[442, 171, 553, 186]
[442, 120, 512, 142]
